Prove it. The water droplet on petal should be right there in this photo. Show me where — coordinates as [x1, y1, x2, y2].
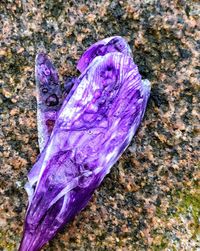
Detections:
[46, 94, 59, 106]
[41, 64, 51, 76]
[42, 88, 48, 93]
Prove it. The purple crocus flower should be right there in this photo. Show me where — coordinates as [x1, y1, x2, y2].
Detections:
[36, 36, 132, 152]
[19, 37, 150, 251]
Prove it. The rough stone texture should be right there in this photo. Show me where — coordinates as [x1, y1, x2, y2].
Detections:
[0, 0, 199, 250]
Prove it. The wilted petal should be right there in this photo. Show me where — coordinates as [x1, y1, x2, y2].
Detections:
[77, 36, 132, 73]
[20, 52, 150, 251]
[35, 53, 62, 152]
[26, 76, 80, 200]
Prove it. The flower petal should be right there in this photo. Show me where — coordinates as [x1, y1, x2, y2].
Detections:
[35, 53, 62, 152]
[20, 52, 150, 251]
[77, 36, 132, 73]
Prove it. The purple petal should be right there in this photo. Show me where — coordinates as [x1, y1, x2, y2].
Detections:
[35, 53, 62, 152]
[20, 52, 150, 251]
[62, 76, 80, 100]
[77, 36, 132, 73]
[26, 77, 81, 201]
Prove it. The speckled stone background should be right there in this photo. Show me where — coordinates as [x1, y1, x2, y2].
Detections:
[0, 1, 199, 250]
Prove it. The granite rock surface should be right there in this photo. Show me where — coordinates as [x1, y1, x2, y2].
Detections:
[0, 0, 199, 250]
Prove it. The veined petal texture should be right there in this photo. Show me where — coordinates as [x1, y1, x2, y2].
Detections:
[36, 36, 131, 152]
[20, 52, 150, 251]
[77, 36, 132, 73]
